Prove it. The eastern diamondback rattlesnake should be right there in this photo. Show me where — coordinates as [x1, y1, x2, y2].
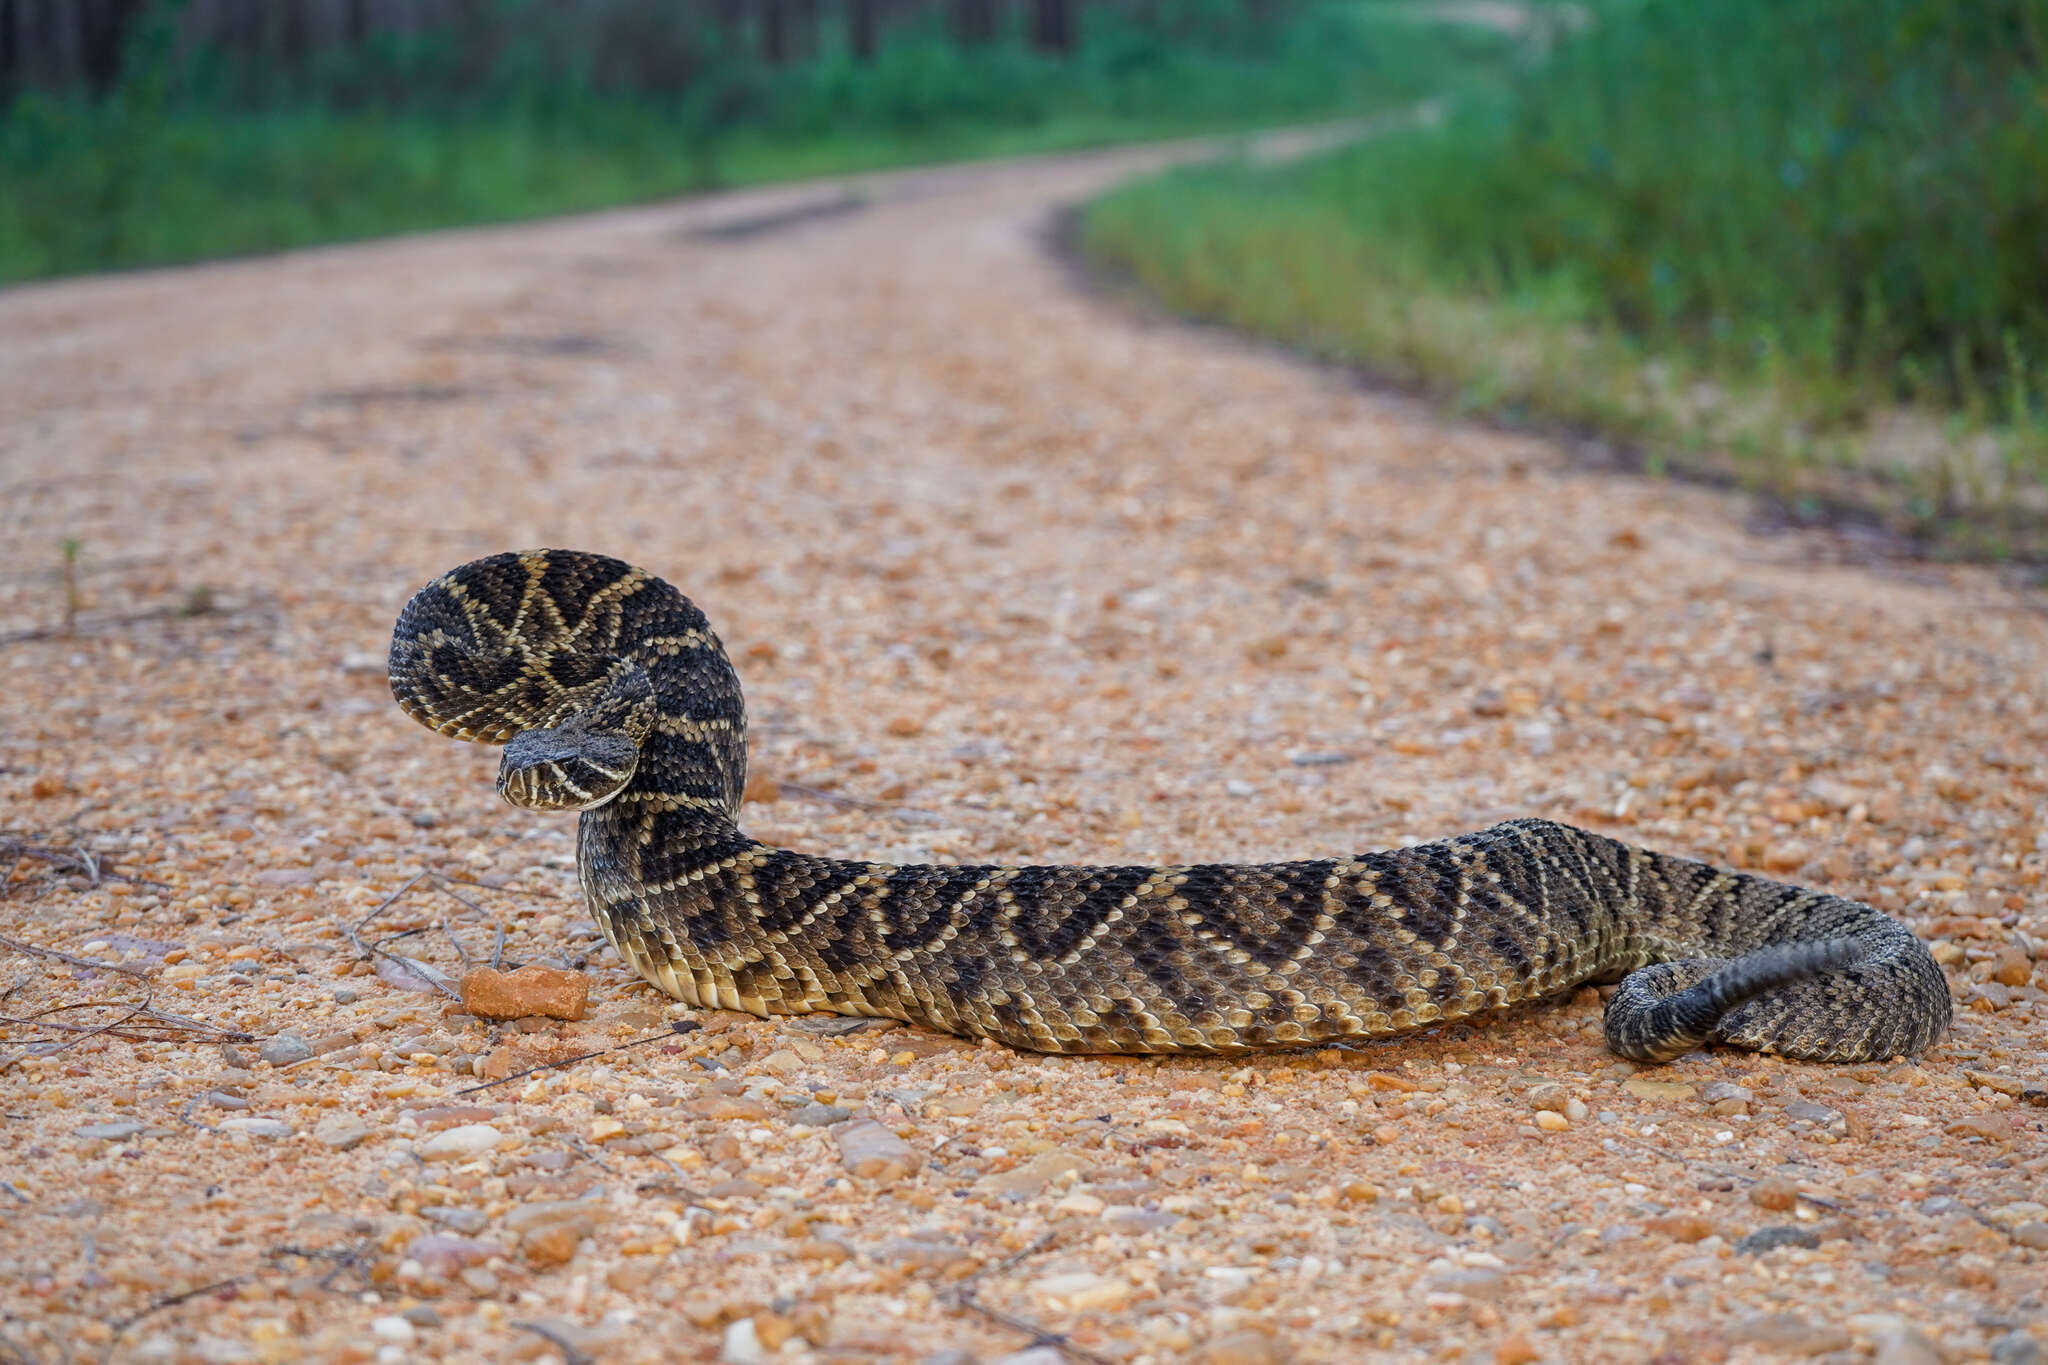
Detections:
[388, 550, 1951, 1062]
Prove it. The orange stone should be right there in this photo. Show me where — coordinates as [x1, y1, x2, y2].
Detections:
[458, 964, 589, 1021]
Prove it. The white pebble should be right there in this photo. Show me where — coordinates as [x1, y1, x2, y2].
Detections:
[721, 1318, 766, 1364]
[369, 1315, 415, 1344]
[419, 1123, 504, 1160]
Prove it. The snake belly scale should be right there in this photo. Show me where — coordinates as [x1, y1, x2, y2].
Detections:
[388, 549, 1951, 1063]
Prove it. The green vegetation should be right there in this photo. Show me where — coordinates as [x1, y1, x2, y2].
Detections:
[0, 3, 1517, 284]
[1081, 0, 2048, 559]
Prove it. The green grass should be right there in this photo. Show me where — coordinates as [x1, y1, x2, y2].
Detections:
[1080, 0, 2048, 560]
[0, 4, 1519, 285]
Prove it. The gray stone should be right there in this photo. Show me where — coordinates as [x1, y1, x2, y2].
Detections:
[1729, 1312, 1850, 1356]
[503, 1198, 606, 1241]
[406, 1234, 504, 1276]
[1737, 1225, 1822, 1255]
[258, 1030, 315, 1067]
[1427, 1267, 1507, 1298]
[1992, 1334, 2043, 1365]
[1102, 1207, 1180, 1234]
[73, 1121, 145, 1141]
[833, 1118, 921, 1180]
[874, 1236, 971, 1269]
[1873, 1327, 1946, 1365]
[1784, 1099, 1845, 1125]
[422, 1206, 489, 1235]
[219, 1117, 293, 1139]
[790, 1102, 853, 1128]
[1701, 1081, 1754, 1104]
[990, 1351, 1064, 1365]
[313, 1115, 375, 1151]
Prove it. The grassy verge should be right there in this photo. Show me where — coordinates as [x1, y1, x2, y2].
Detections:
[1079, 0, 2048, 562]
[0, 6, 1519, 285]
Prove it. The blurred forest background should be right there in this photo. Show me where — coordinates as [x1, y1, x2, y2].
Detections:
[5, 0, 2045, 558]
[0, 0, 1512, 281]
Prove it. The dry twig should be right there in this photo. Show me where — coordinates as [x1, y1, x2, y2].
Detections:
[343, 870, 521, 998]
[511, 1321, 594, 1365]
[455, 1021, 698, 1096]
[101, 1278, 242, 1358]
[0, 835, 171, 897]
[0, 932, 149, 978]
[942, 1231, 1116, 1365]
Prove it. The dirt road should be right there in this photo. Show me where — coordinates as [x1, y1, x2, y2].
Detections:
[3, 134, 2045, 1365]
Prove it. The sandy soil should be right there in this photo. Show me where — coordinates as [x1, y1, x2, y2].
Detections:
[2, 134, 2045, 1365]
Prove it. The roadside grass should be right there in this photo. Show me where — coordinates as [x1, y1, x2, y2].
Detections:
[0, 6, 1519, 285]
[1079, 0, 2048, 562]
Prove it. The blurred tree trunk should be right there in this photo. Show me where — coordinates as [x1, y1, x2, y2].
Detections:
[81, 0, 148, 92]
[788, 0, 818, 61]
[1029, 0, 1073, 54]
[952, 0, 997, 46]
[848, 0, 878, 61]
[711, 0, 746, 50]
[762, 0, 788, 64]
[0, 0, 19, 94]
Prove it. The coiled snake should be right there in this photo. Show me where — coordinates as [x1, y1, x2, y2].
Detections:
[388, 550, 1951, 1062]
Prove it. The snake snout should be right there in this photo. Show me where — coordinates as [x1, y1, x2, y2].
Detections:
[498, 723, 641, 811]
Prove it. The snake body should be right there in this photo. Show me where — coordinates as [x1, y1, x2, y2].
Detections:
[388, 550, 1951, 1062]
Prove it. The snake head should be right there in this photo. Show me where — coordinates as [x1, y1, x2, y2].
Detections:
[498, 717, 642, 811]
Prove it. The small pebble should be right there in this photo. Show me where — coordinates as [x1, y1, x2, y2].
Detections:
[1749, 1176, 1800, 1211]
[258, 1030, 315, 1067]
[1991, 1334, 2043, 1365]
[1736, 1226, 1822, 1255]
[368, 1316, 415, 1345]
[1728, 1313, 1848, 1355]
[314, 1116, 375, 1151]
[1196, 1329, 1289, 1365]
[1993, 946, 2035, 987]
[1032, 1271, 1131, 1311]
[422, 1206, 489, 1234]
[1783, 1099, 1845, 1125]
[217, 1117, 293, 1139]
[721, 1318, 766, 1365]
[73, 1121, 144, 1142]
[1874, 1326, 1947, 1365]
[833, 1119, 921, 1180]
[789, 1102, 852, 1127]
[420, 1123, 505, 1160]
